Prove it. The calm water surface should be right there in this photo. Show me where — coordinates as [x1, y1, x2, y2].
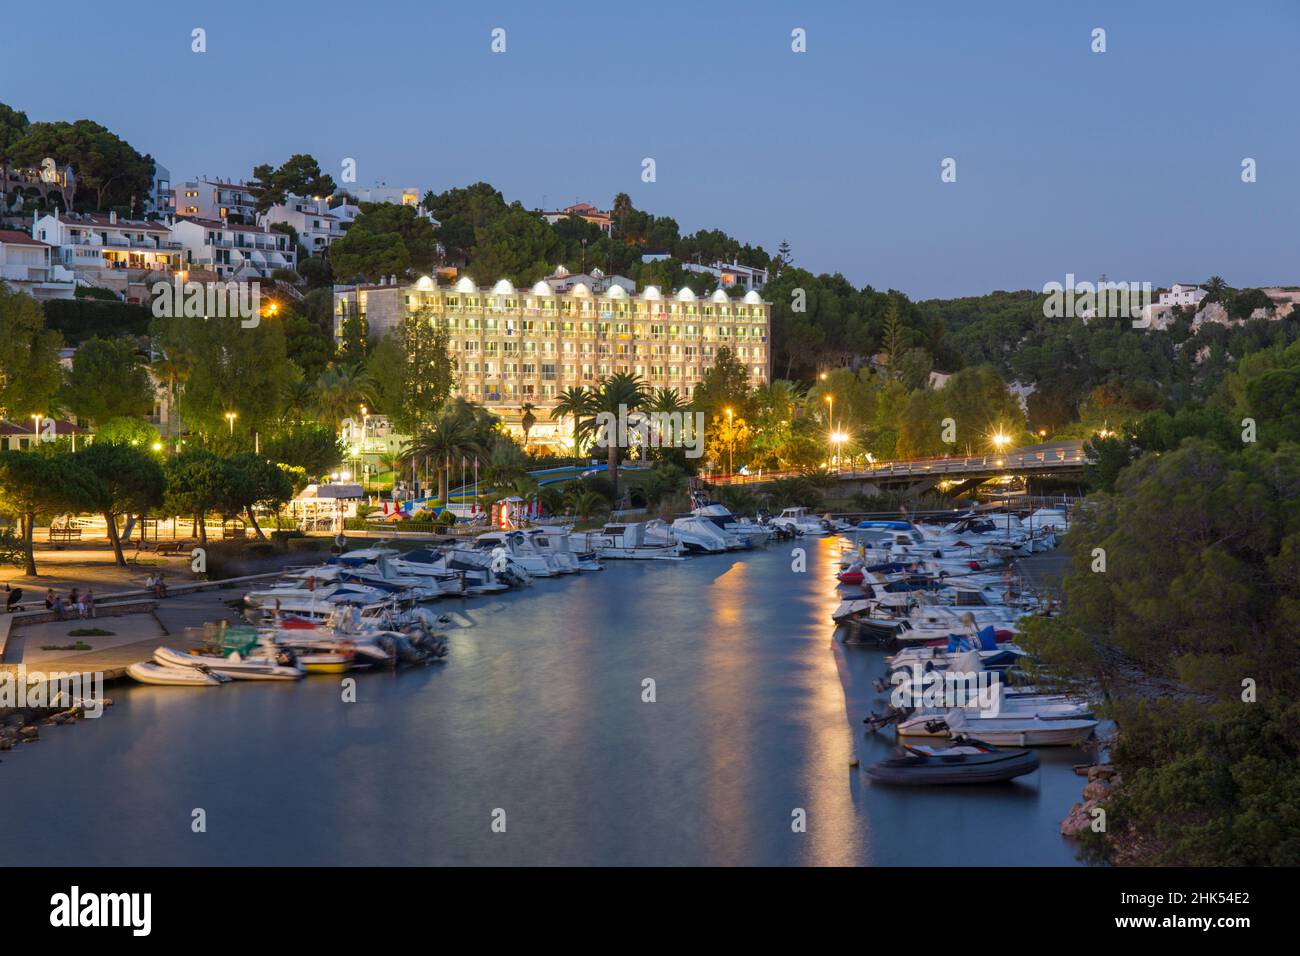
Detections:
[0, 536, 1087, 865]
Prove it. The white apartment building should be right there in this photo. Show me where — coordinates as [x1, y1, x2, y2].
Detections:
[260, 195, 356, 255]
[170, 216, 297, 280]
[544, 265, 636, 294]
[333, 275, 771, 450]
[683, 259, 769, 290]
[31, 211, 181, 301]
[349, 183, 422, 207]
[0, 230, 75, 299]
[175, 177, 259, 223]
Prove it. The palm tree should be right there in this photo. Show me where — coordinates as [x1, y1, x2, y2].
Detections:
[401, 408, 483, 504]
[281, 379, 315, 423]
[314, 363, 377, 429]
[645, 387, 686, 454]
[566, 489, 607, 524]
[1204, 276, 1229, 304]
[520, 402, 537, 450]
[591, 372, 646, 498]
[552, 386, 597, 465]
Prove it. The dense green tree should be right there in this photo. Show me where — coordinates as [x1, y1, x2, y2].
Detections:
[59, 337, 153, 425]
[328, 230, 410, 282]
[343, 203, 438, 273]
[7, 118, 154, 212]
[162, 449, 229, 546]
[249, 154, 335, 214]
[0, 287, 63, 421]
[78, 442, 165, 565]
[365, 312, 456, 434]
[261, 423, 343, 478]
[0, 451, 105, 574]
[224, 452, 294, 538]
[150, 311, 292, 438]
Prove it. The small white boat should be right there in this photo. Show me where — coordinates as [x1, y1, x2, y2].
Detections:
[127, 661, 224, 686]
[153, 645, 304, 681]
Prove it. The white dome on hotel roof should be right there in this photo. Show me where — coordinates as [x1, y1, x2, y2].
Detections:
[570, 282, 591, 295]
[710, 288, 729, 302]
[531, 280, 553, 295]
[607, 282, 627, 297]
[743, 289, 762, 304]
[491, 279, 515, 295]
[642, 285, 661, 300]
[415, 275, 436, 291]
[676, 287, 697, 301]
[455, 276, 476, 293]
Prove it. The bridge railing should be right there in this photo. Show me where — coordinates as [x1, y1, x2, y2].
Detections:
[703, 448, 1090, 486]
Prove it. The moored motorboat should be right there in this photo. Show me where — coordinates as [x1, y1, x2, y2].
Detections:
[865, 738, 1040, 785]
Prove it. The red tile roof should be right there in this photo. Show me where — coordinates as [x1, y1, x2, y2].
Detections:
[0, 419, 88, 435]
[0, 230, 50, 247]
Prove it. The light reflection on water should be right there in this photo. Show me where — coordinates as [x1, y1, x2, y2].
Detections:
[0, 536, 1084, 866]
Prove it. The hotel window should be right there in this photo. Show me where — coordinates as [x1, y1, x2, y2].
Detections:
[541, 363, 556, 380]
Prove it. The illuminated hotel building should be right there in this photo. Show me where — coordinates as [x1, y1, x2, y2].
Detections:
[334, 275, 771, 450]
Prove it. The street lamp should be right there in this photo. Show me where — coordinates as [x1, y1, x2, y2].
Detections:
[226, 411, 237, 436]
[724, 406, 734, 476]
[31, 413, 42, 448]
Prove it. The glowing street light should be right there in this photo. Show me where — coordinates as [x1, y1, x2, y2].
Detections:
[226, 411, 237, 435]
[991, 430, 1010, 451]
[724, 406, 734, 476]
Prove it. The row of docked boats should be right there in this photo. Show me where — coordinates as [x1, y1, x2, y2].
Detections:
[127, 499, 798, 687]
[840, 508, 1099, 784]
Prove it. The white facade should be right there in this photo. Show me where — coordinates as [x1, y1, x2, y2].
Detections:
[260, 195, 355, 255]
[1159, 283, 1207, 307]
[349, 183, 421, 206]
[32, 211, 182, 277]
[170, 217, 297, 279]
[175, 178, 259, 223]
[682, 259, 769, 290]
[544, 265, 636, 294]
[0, 230, 75, 299]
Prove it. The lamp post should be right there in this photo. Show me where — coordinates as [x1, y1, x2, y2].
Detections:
[31, 413, 42, 449]
[724, 406, 734, 477]
[225, 411, 237, 436]
[824, 394, 834, 467]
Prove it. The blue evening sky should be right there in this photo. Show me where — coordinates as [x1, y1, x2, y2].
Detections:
[3, 0, 1296, 298]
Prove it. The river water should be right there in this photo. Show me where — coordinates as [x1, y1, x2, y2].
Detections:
[0, 536, 1088, 866]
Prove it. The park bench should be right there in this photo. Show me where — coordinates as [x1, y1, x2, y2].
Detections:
[47, 527, 82, 545]
[155, 538, 198, 556]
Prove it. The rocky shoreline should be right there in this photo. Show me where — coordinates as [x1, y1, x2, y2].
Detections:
[0, 699, 113, 761]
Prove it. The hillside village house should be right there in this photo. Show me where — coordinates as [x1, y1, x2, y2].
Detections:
[0, 229, 75, 299]
[175, 177, 259, 223]
[0, 418, 89, 451]
[334, 274, 771, 452]
[539, 202, 613, 234]
[169, 216, 297, 280]
[32, 211, 181, 302]
[260, 194, 356, 255]
[1158, 283, 1208, 308]
[683, 259, 769, 291]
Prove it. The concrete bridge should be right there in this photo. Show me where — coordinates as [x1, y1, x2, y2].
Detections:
[708, 440, 1089, 496]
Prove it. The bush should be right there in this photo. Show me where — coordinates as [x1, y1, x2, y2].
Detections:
[43, 297, 151, 342]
